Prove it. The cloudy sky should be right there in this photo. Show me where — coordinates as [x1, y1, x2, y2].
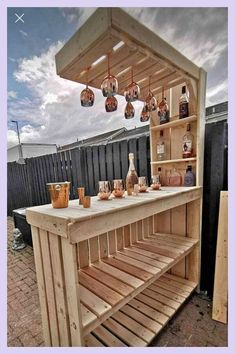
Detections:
[7, 7, 228, 148]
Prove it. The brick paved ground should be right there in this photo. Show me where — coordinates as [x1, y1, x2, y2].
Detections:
[7, 217, 227, 347]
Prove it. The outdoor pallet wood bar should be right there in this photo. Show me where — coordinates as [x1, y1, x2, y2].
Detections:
[26, 7, 206, 347]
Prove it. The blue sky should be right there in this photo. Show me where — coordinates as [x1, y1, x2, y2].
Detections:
[7, 7, 228, 147]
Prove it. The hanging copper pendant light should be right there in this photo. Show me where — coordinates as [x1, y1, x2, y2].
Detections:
[145, 77, 157, 112]
[80, 68, 95, 107]
[124, 67, 140, 102]
[101, 53, 118, 97]
[105, 96, 118, 112]
[124, 102, 135, 119]
[140, 104, 150, 122]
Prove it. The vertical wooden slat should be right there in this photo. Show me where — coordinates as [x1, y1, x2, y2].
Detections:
[186, 199, 201, 284]
[153, 214, 158, 233]
[49, 233, 71, 346]
[113, 142, 121, 179]
[99, 145, 107, 181]
[108, 230, 116, 255]
[31, 226, 51, 346]
[99, 233, 109, 259]
[123, 225, 131, 247]
[148, 216, 154, 235]
[120, 140, 128, 179]
[130, 223, 137, 244]
[61, 238, 83, 346]
[86, 147, 95, 195]
[171, 205, 186, 277]
[92, 146, 100, 191]
[106, 144, 114, 181]
[212, 191, 228, 323]
[143, 218, 149, 239]
[89, 236, 100, 263]
[78, 240, 90, 268]
[137, 220, 143, 241]
[157, 210, 171, 233]
[39, 230, 60, 346]
[116, 227, 124, 250]
[138, 136, 148, 178]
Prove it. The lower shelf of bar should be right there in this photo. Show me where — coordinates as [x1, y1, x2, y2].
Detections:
[84, 273, 197, 347]
[78, 233, 198, 336]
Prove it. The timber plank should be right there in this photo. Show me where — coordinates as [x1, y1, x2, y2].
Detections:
[93, 324, 127, 347]
[80, 285, 111, 317]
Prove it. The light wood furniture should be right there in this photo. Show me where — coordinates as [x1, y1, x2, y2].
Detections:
[26, 8, 206, 347]
[27, 187, 202, 346]
[212, 191, 228, 324]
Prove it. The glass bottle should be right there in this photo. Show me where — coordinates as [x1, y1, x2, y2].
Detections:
[168, 168, 182, 186]
[179, 85, 189, 119]
[184, 165, 195, 187]
[182, 123, 193, 158]
[126, 153, 138, 193]
[158, 87, 169, 124]
[157, 130, 165, 161]
[157, 167, 162, 185]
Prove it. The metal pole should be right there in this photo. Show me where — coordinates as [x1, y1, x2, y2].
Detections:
[11, 120, 23, 159]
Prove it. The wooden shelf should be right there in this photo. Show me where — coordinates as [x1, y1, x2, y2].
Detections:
[79, 233, 198, 336]
[84, 273, 197, 347]
[151, 157, 197, 165]
[151, 115, 197, 131]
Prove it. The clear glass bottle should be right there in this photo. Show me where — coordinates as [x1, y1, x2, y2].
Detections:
[179, 85, 189, 119]
[158, 87, 169, 124]
[184, 165, 195, 187]
[182, 123, 193, 158]
[157, 130, 165, 161]
[126, 153, 138, 193]
[168, 168, 182, 186]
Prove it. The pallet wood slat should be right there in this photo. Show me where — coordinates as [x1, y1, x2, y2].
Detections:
[212, 191, 228, 324]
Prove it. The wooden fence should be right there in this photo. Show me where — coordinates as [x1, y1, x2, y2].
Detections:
[7, 136, 150, 215]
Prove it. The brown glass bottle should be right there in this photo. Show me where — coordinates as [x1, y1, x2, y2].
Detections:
[158, 87, 169, 124]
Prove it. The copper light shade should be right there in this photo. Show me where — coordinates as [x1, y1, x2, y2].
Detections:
[101, 53, 118, 97]
[144, 77, 157, 112]
[124, 67, 140, 102]
[105, 96, 118, 112]
[80, 68, 95, 107]
[124, 102, 135, 119]
[140, 104, 150, 122]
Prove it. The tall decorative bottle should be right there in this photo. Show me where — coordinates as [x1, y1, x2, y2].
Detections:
[179, 85, 189, 119]
[182, 123, 193, 158]
[126, 153, 138, 194]
[158, 87, 169, 124]
[156, 130, 166, 161]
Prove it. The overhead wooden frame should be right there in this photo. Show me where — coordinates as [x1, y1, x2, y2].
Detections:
[55, 8, 200, 101]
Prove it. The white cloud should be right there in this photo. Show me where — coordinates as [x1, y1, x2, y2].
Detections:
[8, 41, 146, 147]
[8, 90, 18, 99]
[60, 8, 96, 27]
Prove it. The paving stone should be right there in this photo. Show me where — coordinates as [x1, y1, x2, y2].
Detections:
[7, 217, 228, 347]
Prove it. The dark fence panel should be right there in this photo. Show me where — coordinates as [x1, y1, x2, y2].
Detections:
[201, 119, 228, 298]
[7, 138, 151, 215]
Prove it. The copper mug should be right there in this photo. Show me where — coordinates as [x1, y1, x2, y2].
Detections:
[47, 182, 70, 208]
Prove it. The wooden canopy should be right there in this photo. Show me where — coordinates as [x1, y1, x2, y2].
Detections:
[55, 8, 200, 101]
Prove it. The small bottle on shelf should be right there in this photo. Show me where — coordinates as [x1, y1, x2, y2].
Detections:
[184, 165, 195, 187]
[126, 153, 138, 194]
[182, 123, 193, 158]
[168, 168, 182, 186]
[158, 87, 169, 125]
[157, 167, 162, 185]
[156, 130, 165, 161]
[179, 85, 189, 119]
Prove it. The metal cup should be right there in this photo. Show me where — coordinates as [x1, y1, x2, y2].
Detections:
[47, 182, 70, 208]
